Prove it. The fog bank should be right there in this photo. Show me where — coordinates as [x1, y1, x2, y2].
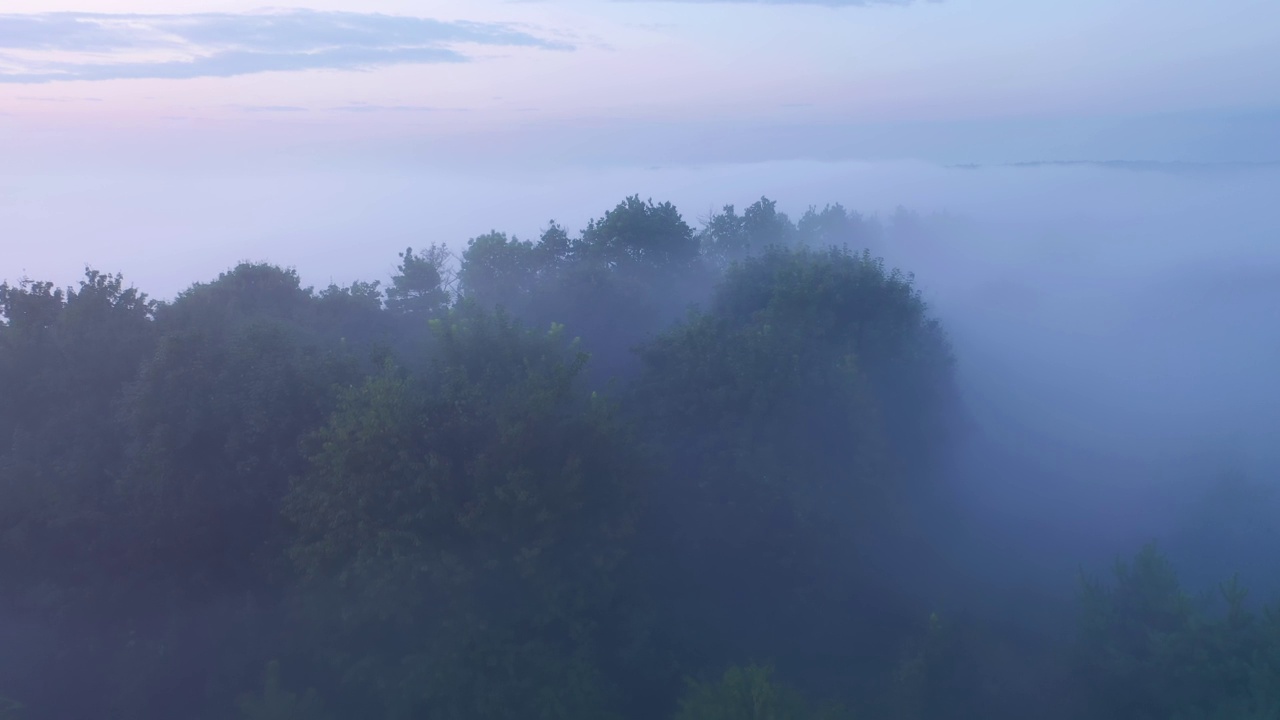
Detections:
[5, 158, 1277, 586]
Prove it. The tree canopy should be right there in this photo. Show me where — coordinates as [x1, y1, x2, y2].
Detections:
[0, 195, 1270, 720]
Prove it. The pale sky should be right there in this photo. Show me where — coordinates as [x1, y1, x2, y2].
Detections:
[1, 0, 1278, 168]
[2, 0, 1279, 294]
[3, 0, 1279, 486]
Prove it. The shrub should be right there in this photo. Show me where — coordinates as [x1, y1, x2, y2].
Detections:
[673, 665, 848, 720]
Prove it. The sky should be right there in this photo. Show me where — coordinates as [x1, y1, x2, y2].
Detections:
[3, 0, 1277, 295]
[1, 0, 1279, 584]
[1, 0, 1279, 171]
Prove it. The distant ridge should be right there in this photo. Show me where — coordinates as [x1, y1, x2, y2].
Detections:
[949, 160, 1280, 174]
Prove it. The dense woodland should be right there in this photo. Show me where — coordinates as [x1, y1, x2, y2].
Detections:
[1, 196, 1278, 719]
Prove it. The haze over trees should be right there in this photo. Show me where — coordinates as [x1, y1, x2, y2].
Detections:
[1, 196, 1277, 720]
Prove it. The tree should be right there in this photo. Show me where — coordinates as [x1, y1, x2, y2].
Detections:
[0, 271, 155, 520]
[315, 279, 393, 359]
[118, 264, 355, 590]
[629, 246, 956, 695]
[710, 245, 956, 484]
[108, 263, 365, 719]
[576, 196, 699, 270]
[1076, 544, 1280, 720]
[459, 200, 712, 384]
[285, 307, 644, 720]
[457, 231, 546, 312]
[796, 203, 880, 251]
[235, 661, 331, 720]
[386, 244, 452, 317]
[701, 197, 796, 267]
[0, 269, 156, 719]
[673, 665, 848, 720]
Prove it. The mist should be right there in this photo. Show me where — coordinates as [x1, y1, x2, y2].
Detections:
[4, 154, 1280, 718]
[8, 157, 1278, 532]
[6, 0, 1280, 714]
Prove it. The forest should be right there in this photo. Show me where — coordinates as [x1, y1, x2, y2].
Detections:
[1, 195, 1278, 720]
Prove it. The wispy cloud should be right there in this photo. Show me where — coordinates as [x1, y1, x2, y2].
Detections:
[240, 105, 309, 113]
[0, 10, 570, 83]
[17, 95, 103, 102]
[333, 103, 466, 113]
[617, 0, 936, 5]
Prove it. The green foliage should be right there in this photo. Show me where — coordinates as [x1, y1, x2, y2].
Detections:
[795, 203, 879, 250]
[709, 245, 955, 480]
[387, 244, 453, 317]
[1077, 544, 1280, 720]
[701, 197, 796, 267]
[458, 229, 566, 313]
[117, 263, 361, 598]
[887, 613, 949, 720]
[630, 245, 955, 680]
[0, 269, 159, 717]
[578, 195, 698, 270]
[12, 194, 1274, 720]
[104, 263, 367, 718]
[700, 199, 879, 268]
[0, 695, 21, 719]
[460, 199, 711, 383]
[236, 662, 330, 720]
[0, 269, 155, 558]
[674, 665, 848, 720]
[316, 280, 393, 355]
[285, 307, 643, 719]
[880, 611, 1024, 720]
[638, 245, 929, 505]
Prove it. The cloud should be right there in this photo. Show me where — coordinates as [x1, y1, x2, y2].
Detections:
[16, 95, 103, 102]
[240, 105, 309, 113]
[0, 10, 570, 83]
[333, 103, 466, 113]
[614, 0, 935, 5]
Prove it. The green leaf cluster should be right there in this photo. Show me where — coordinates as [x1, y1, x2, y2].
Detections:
[284, 308, 643, 718]
[674, 665, 849, 720]
[1077, 544, 1280, 720]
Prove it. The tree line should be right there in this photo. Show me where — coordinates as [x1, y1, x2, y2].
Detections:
[1, 196, 1277, 719]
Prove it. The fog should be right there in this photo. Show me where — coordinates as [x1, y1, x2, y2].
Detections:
[5, 155, 1280, 717]
[7, 160, 1278, 567]
[878, 164, 1280, 599]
